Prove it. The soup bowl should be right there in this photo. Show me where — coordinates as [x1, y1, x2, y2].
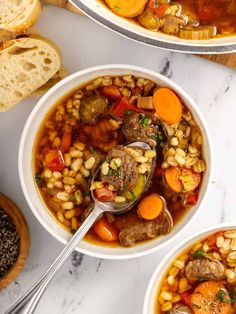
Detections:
[71, 0, 236, 54]
[19, 64, 213, 259]
[143, 223, 236, 313]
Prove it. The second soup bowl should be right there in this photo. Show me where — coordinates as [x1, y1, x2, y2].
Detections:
[19, 64, 212, 259]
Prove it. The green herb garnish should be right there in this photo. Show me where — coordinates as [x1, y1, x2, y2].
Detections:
[114, 5, 121, 12]
[196, 276, 206, 282]
[192, 304, 201, 309]
[35, 173, 45, 187]
[215, 289, 231, 303]
[130, 191, 136, 201]
[89, 146, 96, 153]
[229, 288, 236, 304]
[191, 250, 204, 259]
[125, 110, 132, 116]
[139, 115, 150, 128]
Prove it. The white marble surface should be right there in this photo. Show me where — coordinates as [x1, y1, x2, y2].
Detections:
[1, 5, 236, 314]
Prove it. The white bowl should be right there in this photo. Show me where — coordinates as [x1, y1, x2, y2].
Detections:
[143, 223, 236, 313]
[19, 64, 213, 260]
[72, 0, 236, 54]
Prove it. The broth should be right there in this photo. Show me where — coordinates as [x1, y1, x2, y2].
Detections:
[33, 75, 206, 248]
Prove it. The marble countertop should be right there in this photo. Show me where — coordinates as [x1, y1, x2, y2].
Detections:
[1, 5, 236, 314]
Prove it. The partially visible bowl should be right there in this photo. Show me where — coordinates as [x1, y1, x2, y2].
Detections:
[19, 64, 213, 260]
[71, 0, 236, 54]
[143, 223, 236, 314]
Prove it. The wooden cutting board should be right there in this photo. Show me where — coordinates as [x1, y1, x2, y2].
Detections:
[45, 0, 236, 70]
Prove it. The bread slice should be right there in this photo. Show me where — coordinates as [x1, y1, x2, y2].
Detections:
[0, 35, 62, 112]
[0, 0, 41, 33]
[32, 64, 67, 96]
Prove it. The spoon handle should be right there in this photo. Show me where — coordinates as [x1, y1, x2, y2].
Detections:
[5, 206, 103, 314]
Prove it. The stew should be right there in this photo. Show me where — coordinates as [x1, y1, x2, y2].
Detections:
[34, 74, 206, 247]
[157, 229, 236, 313]
[101, 0, 236, 39]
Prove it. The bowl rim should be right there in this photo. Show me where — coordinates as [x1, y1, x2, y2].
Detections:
[71, 0, 236, 54]
[18, 64, 213, 260]
[143, 223, 236, 314]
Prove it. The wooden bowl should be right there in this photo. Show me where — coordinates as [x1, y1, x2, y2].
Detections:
[0, 193, 30, 289]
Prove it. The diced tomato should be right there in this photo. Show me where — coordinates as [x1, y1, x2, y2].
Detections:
[148, 0, 158, 13]
[186, 193, 198, 205]
[45, 149, 65, 171]
[94, 217, 118, 242]
[61, 128, 72, 153]
[181, 291, 192, 306]
[95, 188, 116, 202]
[99, 85, 121, 102]
[111, 97, 141, 118]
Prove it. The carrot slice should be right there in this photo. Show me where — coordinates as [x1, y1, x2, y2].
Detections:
[190, 281, 233, 314]
[138, 194, 164, 220]
[153, 88, 183, 125]
[107, 0, 147, 18]
[99, 85, 121, 102]
[164, 167, 183, 193]
[94, 217, 119, 242]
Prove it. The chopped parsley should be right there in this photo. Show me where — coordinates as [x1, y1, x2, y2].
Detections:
[215, 289, 231, 303]
[191, 249, 204, 259]
[196, 276, 206, 282]
[139, 115, 150, 128]
[130, 191, 136, 201]
[35, 173, 45, 187]
[114, 5, 121, 12]
[192, 304, 201, 309]
[89, 146, 96, 153]
[125, 110, 132, 116]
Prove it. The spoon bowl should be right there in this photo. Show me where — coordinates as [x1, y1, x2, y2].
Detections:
[91, 141, 156, 215]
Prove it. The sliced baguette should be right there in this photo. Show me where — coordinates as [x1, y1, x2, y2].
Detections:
[0, 0, 41, 33]
[32, 64, 67, 96]
[0, 35, 62, 112]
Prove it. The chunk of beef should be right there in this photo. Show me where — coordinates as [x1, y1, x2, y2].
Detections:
[123, 112, 159, 148]
[185, 257, 225, 282]
[101, 147, 138, 191]
[79, 95, 108, 124]
[119, 210, 173, 247]
[170, 304, 193, 314]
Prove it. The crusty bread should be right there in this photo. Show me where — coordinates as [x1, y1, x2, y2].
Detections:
[0, 0, 41, 33]
[0, 35, 62, 112]
[32, 64, 67, 96]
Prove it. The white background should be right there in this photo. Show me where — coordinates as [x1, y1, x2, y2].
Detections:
[1, 5, 236, 314]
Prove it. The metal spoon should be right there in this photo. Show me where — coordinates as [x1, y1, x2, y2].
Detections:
[6, 141, 171, 314]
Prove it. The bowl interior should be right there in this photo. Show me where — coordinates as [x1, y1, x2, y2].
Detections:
[19, 65, 212, 259]
[72, 0, 236, 53]
[143, 224, 236, 314]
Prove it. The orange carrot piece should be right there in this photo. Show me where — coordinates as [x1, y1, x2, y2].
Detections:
[207, 231, 224, 248]
[190, 281, 233, 314]
[107, 0, 146, 18]
[94, 217, 118, 242]
[153, 88, 183, 125]
[99, 85, 121, 102]
[138, 194, 164, 220]
[154, 4, 171, 18]
[164, 167, 183, 193]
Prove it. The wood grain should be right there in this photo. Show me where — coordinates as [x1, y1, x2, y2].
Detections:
[44, 0, 83, 14]
[0, 193, 30, 289]
[200, 54, 236, 70]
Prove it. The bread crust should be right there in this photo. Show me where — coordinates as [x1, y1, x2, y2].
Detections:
[0, 0, 41, 33]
